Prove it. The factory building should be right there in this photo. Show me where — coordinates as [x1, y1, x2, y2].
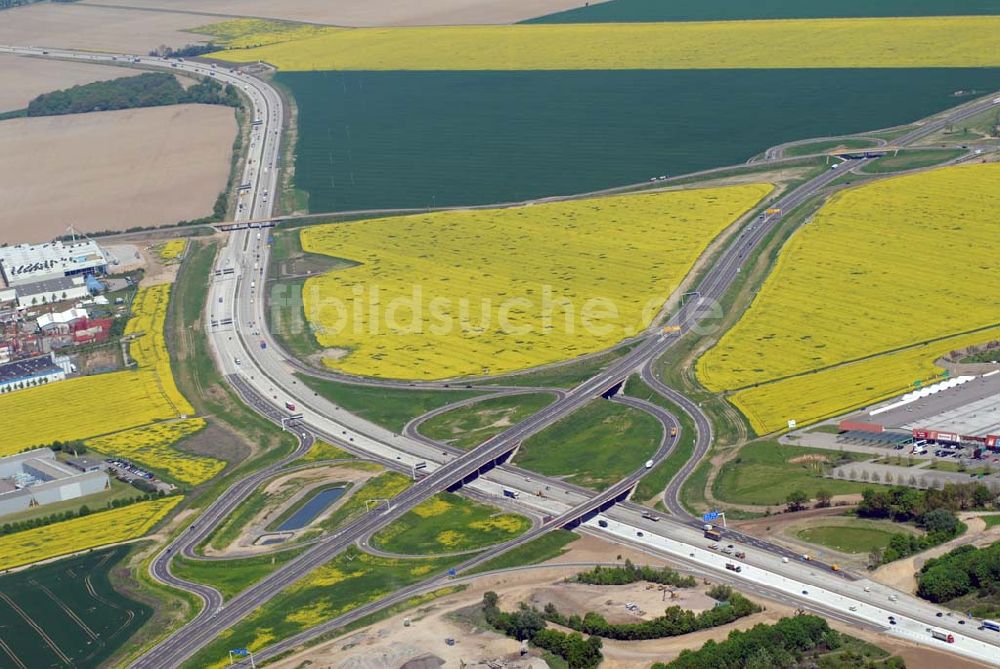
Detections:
[0, 448, 108, 517]
[0, 352, 67, 393]
[0, 240, 108, 287]
[12, 275, 91, 309]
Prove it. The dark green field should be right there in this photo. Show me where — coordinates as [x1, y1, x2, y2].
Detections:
[0, 547, 150, 669]
[528, 0, 1000, 23]
[279, 69, 1000, 213]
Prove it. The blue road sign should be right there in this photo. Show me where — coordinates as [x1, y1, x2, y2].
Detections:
[448, 568, 458, 577]
[231, 649, 249, 656]
[703, 511, 719, 523]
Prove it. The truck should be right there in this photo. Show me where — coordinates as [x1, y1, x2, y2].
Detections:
[725, 563, 742, 573]
[285, 401, 296, 412]
[930, 630, 955, 644]
[704, 528, 722, 542]
[502, 489, 519, 499]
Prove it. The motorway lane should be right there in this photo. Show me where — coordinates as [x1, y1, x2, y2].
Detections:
[8, 45, 1000, 665]
[148, 85, 1000, 664]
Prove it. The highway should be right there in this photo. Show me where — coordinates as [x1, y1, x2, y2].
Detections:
[4, 45, 1000, 668]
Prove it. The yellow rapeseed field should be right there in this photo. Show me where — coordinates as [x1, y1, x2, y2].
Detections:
[0, 496, 182, 570]
[211, 17, 1000, 71]
[698, 164, 1000, 433]
[87, 419, 225, 485]
[731, 326, 1000, 435]
[194, 18, 336, 50]
[155, 239, 187, 261]
[125, 284, 195, 416]
[0, 284, 195, 455]
[302, 185, 770, 380]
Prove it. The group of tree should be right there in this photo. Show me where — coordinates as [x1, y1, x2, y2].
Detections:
[18, 440, 87, 456]
[917, 542, 1000, 606]
[0, 0, 73, 10]
[785, 487, 833, 512]
[857, 483, 994, 521]
[481, 592, 602, 669]
[540, 584, 761, 641]
[26, 72, 240, 117]
[575, 560, 696, 588]
[0, 491, 165, 537]
[651, 614, 904, 669]
[856, 484, 992, 564]
[149, 43, 219, 58]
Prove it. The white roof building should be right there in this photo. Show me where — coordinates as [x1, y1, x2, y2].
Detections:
[37, 307, 89, 331]
[0, 240, 108, 287]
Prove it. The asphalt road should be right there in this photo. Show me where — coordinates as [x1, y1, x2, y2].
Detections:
[4, 44, 1000, 668]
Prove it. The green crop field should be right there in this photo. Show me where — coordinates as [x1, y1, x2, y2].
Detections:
[712, 440, 871, 506]
[516, 400, 661, 490]
[278, 68, 1000, 213]
[371, 492, 531, 555]
[0, 547, 151, 669]
[796, 524, 901, 554]
[528, 0, 1000, 22]
[417, 393, 557, 450]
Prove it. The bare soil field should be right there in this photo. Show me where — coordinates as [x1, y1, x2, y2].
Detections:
[0, 104, 236, 244]
[78, 0, 606, 26]
[0, 54, 142, 113]
[0, 3, 211, 53]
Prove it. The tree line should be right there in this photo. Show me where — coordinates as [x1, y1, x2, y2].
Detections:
[0, 491, 168, 537]
[575, 560, 697, 588]
[541, 584, 761, 641]
[149, 44, 219, 58]
[917, 542, 1000, 609]
[857, 484, 992, 564]
[652, 614, 905, 669]
[26, 72, 240, 117]
[482, 591, 603, 669]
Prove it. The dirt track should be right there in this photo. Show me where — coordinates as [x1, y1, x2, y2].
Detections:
[78, 0, 606, 26]
[0, 54, 142, 113]
[0, 104, 236, 244]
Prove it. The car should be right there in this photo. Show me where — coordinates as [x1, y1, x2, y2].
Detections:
[709, 543, 720, 550]
[802, 590, 809, 595]
[636, 531, 644, 537]
[937, 612, 944, 617]
[889, 618, 897, 625]
[958, 619, 966, 625]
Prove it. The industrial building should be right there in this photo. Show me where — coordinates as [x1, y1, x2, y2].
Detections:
[11, 275, 91, 309]
[0, 352, 68, 393]
[0, 240, 108, 287]
[0, 448, 108, 517]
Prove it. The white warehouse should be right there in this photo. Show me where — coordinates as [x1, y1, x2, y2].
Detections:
[0, 448, 108, 518]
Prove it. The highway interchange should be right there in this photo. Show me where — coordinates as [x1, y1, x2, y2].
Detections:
[3, 44, 1000, 668]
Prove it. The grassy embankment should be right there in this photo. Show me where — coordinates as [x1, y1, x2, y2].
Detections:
[417, 392, 557, 449]
[371, 492, 532, 555]
[516, 400, 662, 490]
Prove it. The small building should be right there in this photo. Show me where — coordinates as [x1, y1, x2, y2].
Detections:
[0, 448, 108, 518]
[14, 276, 90, 310]
[0, 352, 66, 393]
[37, 307, 89, 335]
[66, 457, 104, 473]
[0, 240, 108, 287]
